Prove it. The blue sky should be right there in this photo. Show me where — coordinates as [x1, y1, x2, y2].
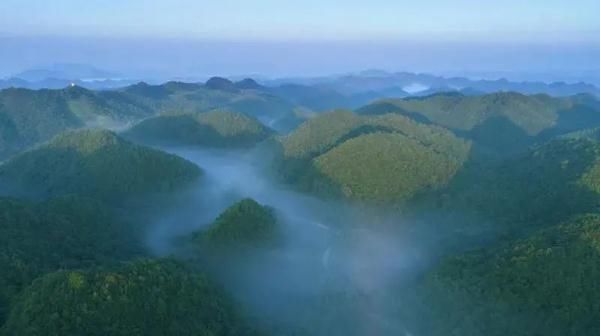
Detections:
[1, 0, 599, 41]
[0, 1, 599, 79]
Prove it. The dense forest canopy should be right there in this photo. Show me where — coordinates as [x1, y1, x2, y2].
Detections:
[1, 77, 600, 335]
[0, 129, 202, 201]
[124, 110, 273, 148]
[2, 259, 255, 336]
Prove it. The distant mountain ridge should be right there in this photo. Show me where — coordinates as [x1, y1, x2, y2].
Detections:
[12, 63, 120, 81]
[3, 69, 598, 98]
[0, 77, 137, 90]
[267, 71, 600, 97]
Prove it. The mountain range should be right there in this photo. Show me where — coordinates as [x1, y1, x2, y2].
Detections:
[3, 67, 599, 99]
[2, 73, 600, 335]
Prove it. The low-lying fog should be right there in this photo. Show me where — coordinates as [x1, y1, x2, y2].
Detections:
[146, 146, 431, 335]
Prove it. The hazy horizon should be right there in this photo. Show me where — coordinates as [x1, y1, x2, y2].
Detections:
[2, 2, 600, 335]
[1, 0, 599, 83]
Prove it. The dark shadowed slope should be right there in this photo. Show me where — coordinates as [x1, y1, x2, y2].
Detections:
[357, 92, 600, 157]
[124, 110, 273, 148]
[403, 214, 600, 336]
[0, 86, 154, 160]
[0, 129, 201, 201]
[434, 138, 600, 236]
[2, 259, 255, 336]
[0, 196, 140, 324]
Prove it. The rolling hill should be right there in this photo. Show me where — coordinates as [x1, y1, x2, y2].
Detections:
[270, 71, 600, 97]
[2, 259, 254, 336]
[0, 129, 202, 201]
[357, 92, 600, 157]
[428, 138, 600, 239]
[274, 110, 471, 204]
[0, 196, 139, 325]
[124, 110, 273, 148]
[193, 198, 279, 249]
[0, 86, 154, 160]
[119, 79, 301, 132]
[0, 77, 304, 160]
[404, 214, 600, 336]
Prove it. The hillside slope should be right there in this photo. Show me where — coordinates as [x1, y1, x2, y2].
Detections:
[0, 196, 138, 324]
[124, 110, 273, 147]
[403, 214, 600, 336]
[436, 138, 600, 235]
[0, 129, 202, 201]
[357, 92, 600, 156]
[2, 259, 253, 336]
[274, 110, 471, 204]
[0, 86, 154, 160]
[193, 198, 279, 249]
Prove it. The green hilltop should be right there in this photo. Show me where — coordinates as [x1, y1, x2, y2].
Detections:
[124, 110, 273, 147]
[0, 88, 83, 160]
[120, 80, 301, 131]
[0, 129, 202, 201]
[357, 92, 600, 157]
[194, 198, 279, 249]
[0, 86, 155, 160]
[274, 110, 471, 204]
[2, 259, 254, 336]
[0, 79, 305, 160]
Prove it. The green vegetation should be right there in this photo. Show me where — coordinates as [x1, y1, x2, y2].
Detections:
[3, 80, 600, 334]
[357, 92, 600, 156]
[0, 88, 82, 160]
[5, 82, 595, 161]
[124, 110, 273, 147]
[0, 196, 139, 324]
[275, 110, 471, 204]
[120, 80, 299, 131]
[560, 126, 600, 142]
[0, 129, 202, 201]
[358, 92, 561, 133]
[271, 84, 356, 112]
[314, 132, 465, 203]
[438, 138, 600, 234]
[0, 79, 304, 160]
[404, 214, 600, 336]
[280, 110, 362, 159]
[0, 86, 159, 160]
[195, 198, 279, 248]
[2, 259, 254, 336]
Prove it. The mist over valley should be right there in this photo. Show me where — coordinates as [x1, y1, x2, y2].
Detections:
[1, 1, 600, 335]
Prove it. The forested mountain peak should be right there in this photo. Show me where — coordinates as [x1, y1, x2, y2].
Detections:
[0, 129, 202, 201]
[205, 76, 238, 92]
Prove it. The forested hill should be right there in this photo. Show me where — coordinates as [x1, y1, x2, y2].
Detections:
[357, 92, 600, 157]
[2, 75, 600, 335]
[0, 129, 202, 201]
[124, 110, 274, 148]
[0, 78, 361, 160]
[3, 79, 599, 161]
[273, 110, 471, 204]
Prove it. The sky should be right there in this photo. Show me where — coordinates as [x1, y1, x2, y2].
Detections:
[0, 0, 599, 80]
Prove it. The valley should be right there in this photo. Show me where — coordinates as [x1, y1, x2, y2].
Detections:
[0, 75, 599, 335]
